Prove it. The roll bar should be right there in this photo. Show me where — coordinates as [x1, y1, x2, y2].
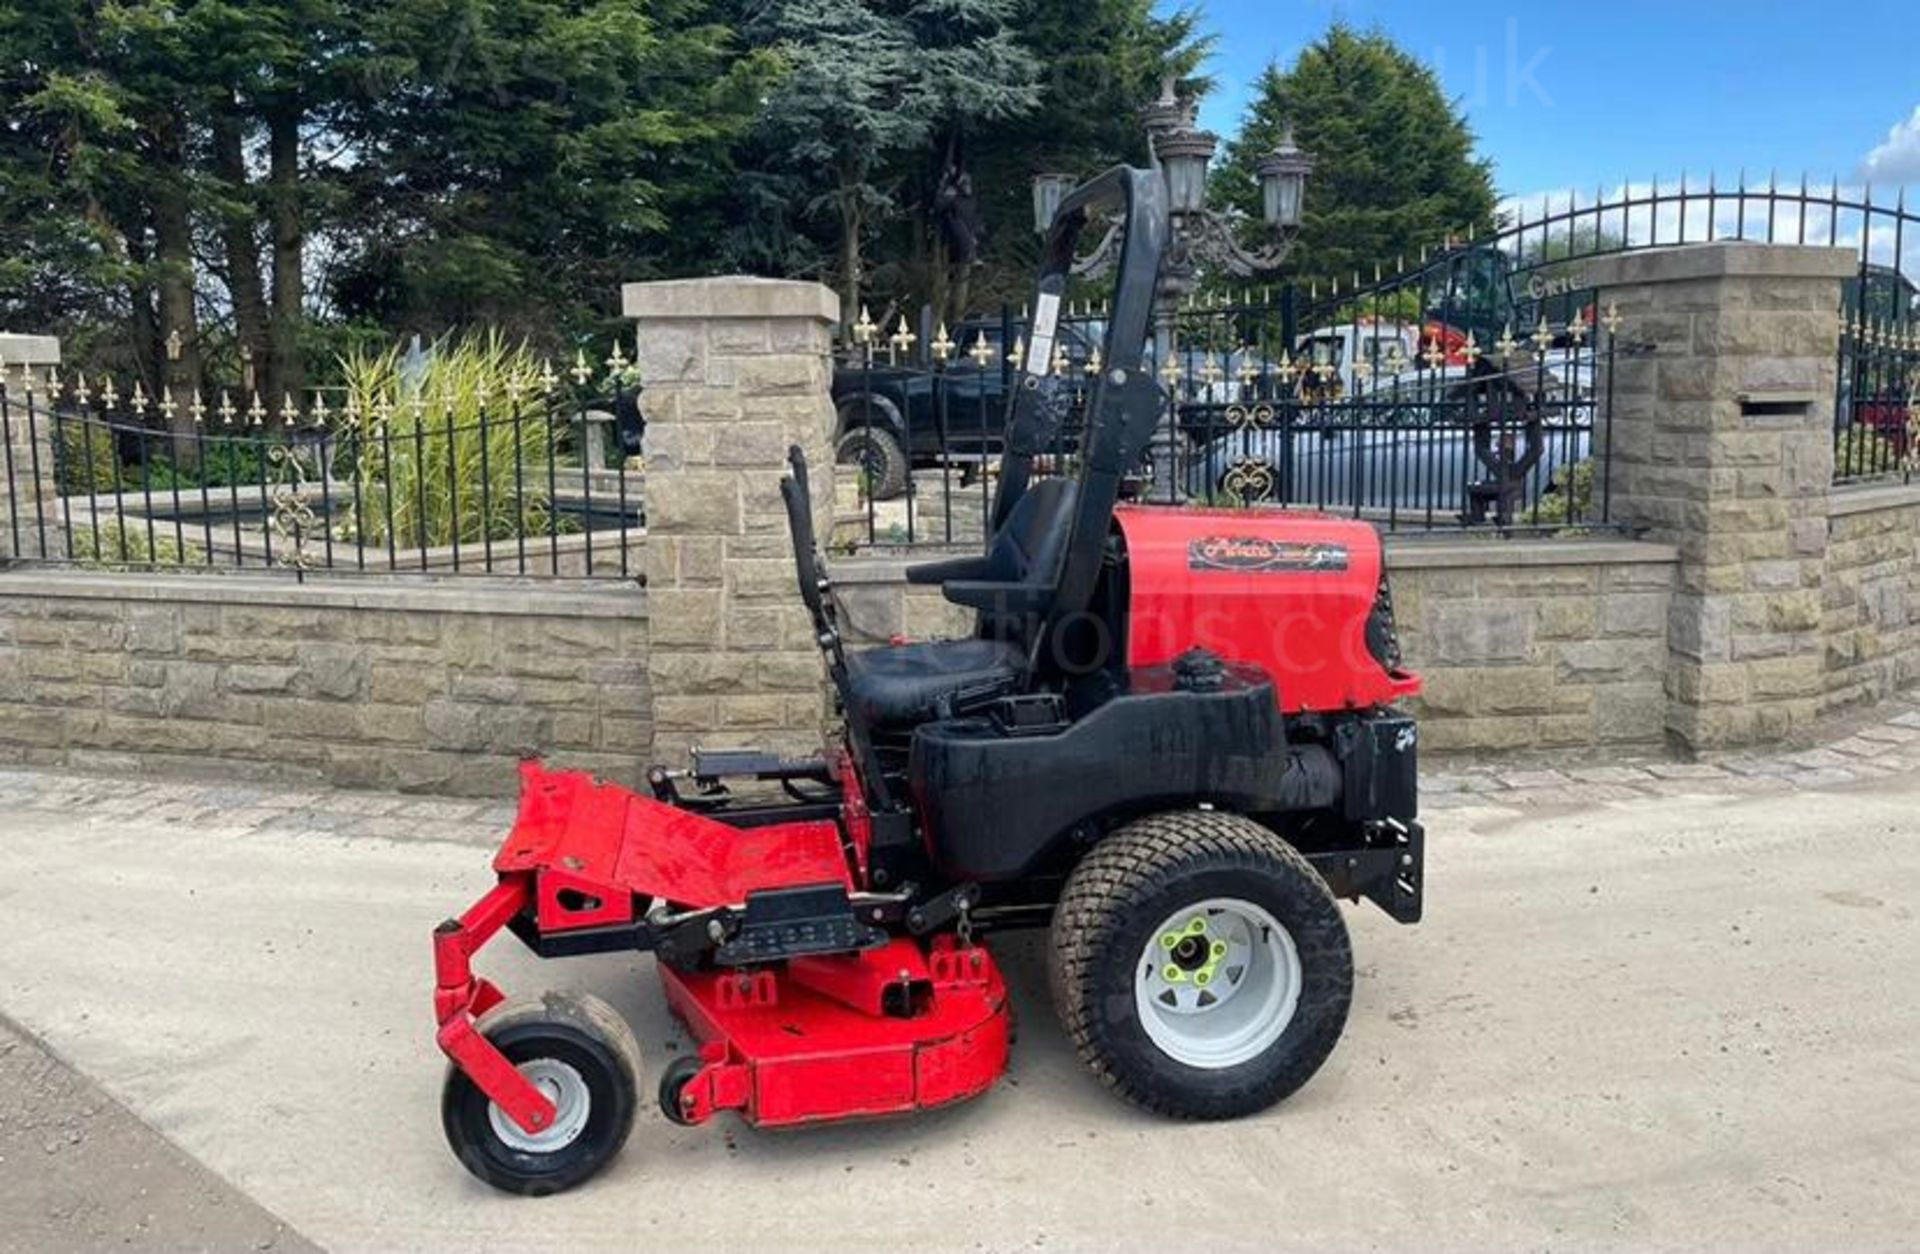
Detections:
[990, 166, 1169, 534]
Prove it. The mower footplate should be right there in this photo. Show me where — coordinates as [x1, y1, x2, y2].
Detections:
[660, 937, 1009, 1128]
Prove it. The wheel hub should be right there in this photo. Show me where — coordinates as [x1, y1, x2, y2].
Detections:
[1135, 898, 1302, 1069]
[487, 1058, 591, 1154]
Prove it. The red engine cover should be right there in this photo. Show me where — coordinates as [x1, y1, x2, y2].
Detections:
[1114, 504, 1420, 713]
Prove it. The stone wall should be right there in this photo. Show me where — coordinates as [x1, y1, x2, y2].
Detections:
[1390, 541, 1676, 751]
[1824, 484, 1920, 710]
[834, 555, 974, 647]
[0, 573, 648, 796]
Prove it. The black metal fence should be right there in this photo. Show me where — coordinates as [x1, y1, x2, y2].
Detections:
[835, 276, 1612, 547]
[1492, 174, 1916, 485]
[0, 374, 644, 579]
[835, 175, 1918, 549]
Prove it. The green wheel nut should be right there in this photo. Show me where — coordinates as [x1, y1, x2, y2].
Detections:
[1194, 971, 1212, 987]
[1210, 940, 1228, 959]
[1187, 917, 1207, 935]
[1163, 964, 1184, 982]
[1159, 933, 1180, 950]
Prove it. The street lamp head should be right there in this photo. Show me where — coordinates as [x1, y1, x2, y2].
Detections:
[1256, 125, 1314, 229]
[1031, 171, 1077, 234]
[1153, 126, 1219, 215]
[1141, 76, 1194, 139]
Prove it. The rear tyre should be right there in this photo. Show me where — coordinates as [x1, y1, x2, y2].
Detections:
[441, 992, 640, 1195]
[1049, 810, 1352, 1120]
[835, 423, 909, 500]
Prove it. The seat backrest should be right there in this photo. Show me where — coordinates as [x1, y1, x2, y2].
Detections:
[977, 477, 1077, 646]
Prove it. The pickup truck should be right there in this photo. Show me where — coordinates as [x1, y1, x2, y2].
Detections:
[829, 318, 1099, 499]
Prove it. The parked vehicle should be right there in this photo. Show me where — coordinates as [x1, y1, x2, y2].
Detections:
[830, 319, 1097, 498]
[1185, 416, 1592, 519]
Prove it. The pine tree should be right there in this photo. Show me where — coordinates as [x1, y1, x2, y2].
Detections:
[1213, 24, 1497, 290]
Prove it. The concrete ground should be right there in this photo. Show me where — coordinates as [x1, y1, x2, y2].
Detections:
[0, 1015, 315, 1254]
[0, 714, 1917, 1251]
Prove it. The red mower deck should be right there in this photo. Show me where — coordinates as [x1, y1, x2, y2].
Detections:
[661, 937, 1009, 1127]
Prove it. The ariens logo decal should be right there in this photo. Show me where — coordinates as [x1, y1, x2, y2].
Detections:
[1187, 537, 1350, 573]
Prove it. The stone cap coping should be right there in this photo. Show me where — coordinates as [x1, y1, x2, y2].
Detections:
[0, 570, 647, 618]
[1830, 481, 1920, 517]
[834, 536, 1680, 584]
[622, 277, 840, 325]
[1581, 241, 1859, 288]
[0, 333, 61, 366]
[1383, 536, 1678, 570]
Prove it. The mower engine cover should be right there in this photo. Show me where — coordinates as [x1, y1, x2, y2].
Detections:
[1114, 505, 1420, 714]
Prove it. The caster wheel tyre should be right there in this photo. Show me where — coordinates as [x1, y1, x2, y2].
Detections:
[1049, 810, 1352, 1120]
[441, 992, 641, 1195]
[835, 424, 909, 500]
[658, 1054, 704, 1126]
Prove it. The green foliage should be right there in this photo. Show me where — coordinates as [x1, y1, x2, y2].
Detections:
[144, 440, 268, 491]
[1333, 288, 1425, 325]
[1834, 426, 1898, 479]
[736, 0, 1043, 312]
[54, 419, 122, 495]
[70, 518, 206, 568]
[333, 333, 559, 548]
[332, 0, 774, 339]
[1529, 458, 1597, 526]
[1213, 24, 1498, 291]
[0, 0, 1218, 360]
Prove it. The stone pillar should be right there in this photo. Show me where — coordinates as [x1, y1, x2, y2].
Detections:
[622, 278, 840, 763]
[0, 334, 64, 563]
[1584, 243, 1855, 750]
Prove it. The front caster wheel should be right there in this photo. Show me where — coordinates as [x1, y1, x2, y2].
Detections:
[658, 1054, 704, 1126]
[1049, 810, 1353, 1120]
[441, 992, 641, 1195]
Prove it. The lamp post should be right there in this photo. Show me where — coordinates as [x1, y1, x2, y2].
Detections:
[1035, 78, 1313, 497]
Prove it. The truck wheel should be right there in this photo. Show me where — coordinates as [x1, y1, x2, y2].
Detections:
[1049, 810, 1352, 1119]
[441, 992, 640, 1195]
[836, 425, 909, 500]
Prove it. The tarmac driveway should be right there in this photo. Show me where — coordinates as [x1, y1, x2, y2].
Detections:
[0, 764, 1915, 1251]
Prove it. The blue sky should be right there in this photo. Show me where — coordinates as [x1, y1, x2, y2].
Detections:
[1174, 0, 1920, 204]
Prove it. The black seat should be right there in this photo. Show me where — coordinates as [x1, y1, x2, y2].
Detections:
[844, 638, 1024, 729]
[843, 477, 1079, 729]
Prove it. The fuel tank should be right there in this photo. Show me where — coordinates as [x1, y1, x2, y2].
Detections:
[1112, 504, 1421, 714]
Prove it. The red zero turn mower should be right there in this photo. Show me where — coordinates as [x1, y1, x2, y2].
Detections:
[433, 168, 1425, 1194]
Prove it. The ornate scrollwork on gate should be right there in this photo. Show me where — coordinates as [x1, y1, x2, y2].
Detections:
[1221, 456, 1278, 504]
[1223, 402, 1278, 432]
[267, 444, 317, 572]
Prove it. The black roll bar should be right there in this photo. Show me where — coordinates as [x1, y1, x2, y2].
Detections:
[991, 166, 1169, 534]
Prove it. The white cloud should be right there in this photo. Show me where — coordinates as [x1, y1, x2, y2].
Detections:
[1861, 105, 1920, 185]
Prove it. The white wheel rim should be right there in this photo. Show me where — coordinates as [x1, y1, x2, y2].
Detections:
[487, 1058, 591, 1154]
[1134, 897, 1301, 1069]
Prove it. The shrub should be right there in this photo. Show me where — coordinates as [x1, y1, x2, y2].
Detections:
[142, 439, 267, 491]
[1528, 458, 1596, 526]
[70, 517, 205, 567]
[1834, 426, 1897, 479]
[53, 416, 120, 494]
[332, 333, 561, 548]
